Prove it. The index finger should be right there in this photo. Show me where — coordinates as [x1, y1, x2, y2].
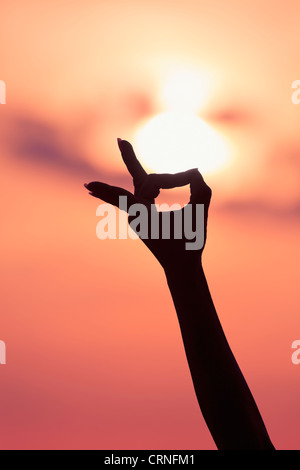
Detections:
[118, 139, 147, 183]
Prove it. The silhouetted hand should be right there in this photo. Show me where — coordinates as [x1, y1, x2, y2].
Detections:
[84, 139, 212, 272]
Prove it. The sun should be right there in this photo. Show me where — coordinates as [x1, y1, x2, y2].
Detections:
[133, 111, 230, 175]
[133, 66, 230, 175]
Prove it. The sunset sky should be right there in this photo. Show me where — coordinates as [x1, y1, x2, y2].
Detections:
[1, 0, 300, 449]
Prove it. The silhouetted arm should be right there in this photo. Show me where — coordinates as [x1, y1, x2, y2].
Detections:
[165, 264, 274, 450]
[85, 139, 275, 451]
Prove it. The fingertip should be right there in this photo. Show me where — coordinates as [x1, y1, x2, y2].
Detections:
[120, 139, 131, 149]
[118, 139, 134, 155]
[116, 138, 123, 153]
[85, 182, 94, 190]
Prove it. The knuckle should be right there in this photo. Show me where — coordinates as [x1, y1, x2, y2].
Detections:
[206, 184, 212, 197]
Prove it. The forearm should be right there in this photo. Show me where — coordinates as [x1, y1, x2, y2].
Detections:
[164, 263, 274, 450]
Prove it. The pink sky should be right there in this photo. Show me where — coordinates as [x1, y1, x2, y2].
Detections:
[0, 0, 300, 449]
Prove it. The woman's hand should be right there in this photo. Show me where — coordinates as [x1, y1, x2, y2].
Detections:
[84, 139, 212, 272]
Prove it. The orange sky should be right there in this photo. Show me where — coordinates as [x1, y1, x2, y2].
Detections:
[0, 0, 300, 449]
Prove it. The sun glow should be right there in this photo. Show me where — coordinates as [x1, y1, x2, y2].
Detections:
[134, 111, 230, 175]
[160, 67, 210, 112]
[133, 66, 230, 175]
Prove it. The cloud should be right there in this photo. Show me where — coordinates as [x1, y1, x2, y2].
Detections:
[218, 199, 300, 219]
[6, 115, 96, 176]
[4, 107, 300, 220]
[2, 111, 136, 195]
